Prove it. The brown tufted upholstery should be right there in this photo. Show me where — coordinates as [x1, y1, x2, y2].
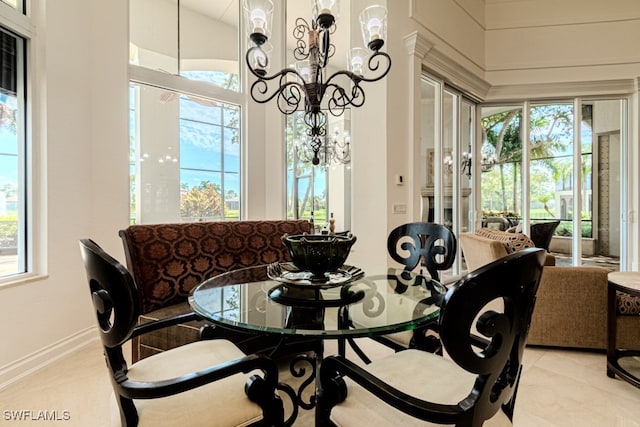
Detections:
[120, 220, 311, 361]
[120, 220, 310, 313]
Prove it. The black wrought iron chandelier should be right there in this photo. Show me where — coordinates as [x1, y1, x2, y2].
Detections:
[243, 0, 391, 165]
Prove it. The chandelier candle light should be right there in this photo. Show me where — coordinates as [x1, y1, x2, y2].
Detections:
[243, 0, 391, 165]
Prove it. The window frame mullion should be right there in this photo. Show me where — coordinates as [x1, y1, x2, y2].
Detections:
[129, 65, 243, 107]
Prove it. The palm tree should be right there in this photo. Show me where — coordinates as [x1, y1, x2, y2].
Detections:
[482, 110, 519, 211]
[481, 105, 573, 216]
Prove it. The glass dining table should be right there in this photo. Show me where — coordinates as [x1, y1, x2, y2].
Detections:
[188, 262, 446, 425]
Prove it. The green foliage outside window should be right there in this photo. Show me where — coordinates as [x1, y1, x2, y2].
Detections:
[180, 181, 224, 220]
[481, 104, 593, 239]
[555, 217, 593, 238]
[0, 215, 17, 248]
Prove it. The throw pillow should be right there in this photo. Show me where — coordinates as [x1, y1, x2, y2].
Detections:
[617, 292, 640, 315]
[475, 228, 535, 254]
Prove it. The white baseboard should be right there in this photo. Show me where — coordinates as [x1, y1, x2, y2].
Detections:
[0, 327, 99, 390]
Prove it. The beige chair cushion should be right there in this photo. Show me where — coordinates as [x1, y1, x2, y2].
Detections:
[330, 349, 512, 427]
[112, 340, 263, 427]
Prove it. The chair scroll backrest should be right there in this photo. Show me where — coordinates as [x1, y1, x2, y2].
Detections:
[438, 247, 546, 424]
[80, 239, 140, 348]
[79, 238, 148, 423]
[387, 222, 456, 280]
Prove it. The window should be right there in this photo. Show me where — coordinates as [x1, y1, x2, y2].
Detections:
[129, 0, 242, 224]
[286, 111, 328, 228]
[0, 24, 27, 281]
[285, 110, 352, 233]
[129, 0, 240, 93]
[1, 0, 22, 12]
[129, 83, 241, 224]
[480, 99, 627, 269]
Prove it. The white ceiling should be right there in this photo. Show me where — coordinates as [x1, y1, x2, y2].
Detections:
[179, 0, 354, 69]
[181, 0, 238, 26]
[179, 0, 314, 27]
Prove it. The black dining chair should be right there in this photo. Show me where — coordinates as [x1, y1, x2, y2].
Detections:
[319, 248, 546, 426]
[79, 239, 285, 427]
[381, 222, 457, 352]
[387, 222, 457, 281]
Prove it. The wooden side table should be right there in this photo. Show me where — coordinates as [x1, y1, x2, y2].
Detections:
[607, 272, 640, 389]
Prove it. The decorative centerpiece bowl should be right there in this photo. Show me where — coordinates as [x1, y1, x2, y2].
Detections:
[281, 233, 357, 281]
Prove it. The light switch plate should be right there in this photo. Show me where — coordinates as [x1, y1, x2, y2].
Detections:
[392, 203, 407, 214]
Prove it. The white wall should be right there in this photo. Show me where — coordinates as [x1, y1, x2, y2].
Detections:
[0, 0, 129, 381]
[373, 0, 486, 265]
[244, 0, 286, 220]
[485, 0, 640, 85]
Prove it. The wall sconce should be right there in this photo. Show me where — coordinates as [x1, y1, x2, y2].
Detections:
[461, 152, 472, 178]
[443, 152, 472, 178]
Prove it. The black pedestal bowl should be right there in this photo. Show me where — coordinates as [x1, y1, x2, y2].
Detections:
[281, 233, 357, 281]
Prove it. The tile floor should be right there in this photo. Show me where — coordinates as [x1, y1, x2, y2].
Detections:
[551, 252, 620, 272]
[0, 338, 639, 426]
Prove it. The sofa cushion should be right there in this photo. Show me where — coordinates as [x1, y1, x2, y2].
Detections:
[459, 233, 508, 272]
[528, 266, 609, 349]
[475, 228, 535, 254]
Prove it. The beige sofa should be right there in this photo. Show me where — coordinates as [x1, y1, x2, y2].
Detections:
[460, 231, 639, 350]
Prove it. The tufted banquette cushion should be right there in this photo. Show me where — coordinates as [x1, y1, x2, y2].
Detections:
[120, 220, 311, 360]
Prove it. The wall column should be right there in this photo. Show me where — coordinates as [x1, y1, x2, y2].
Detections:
[404, 32, 433, 221]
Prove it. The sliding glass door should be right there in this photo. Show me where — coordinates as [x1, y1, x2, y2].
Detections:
[480, 105, 524, 221]
[421, 75, 475, 276]
[479, 99, 627, 269]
